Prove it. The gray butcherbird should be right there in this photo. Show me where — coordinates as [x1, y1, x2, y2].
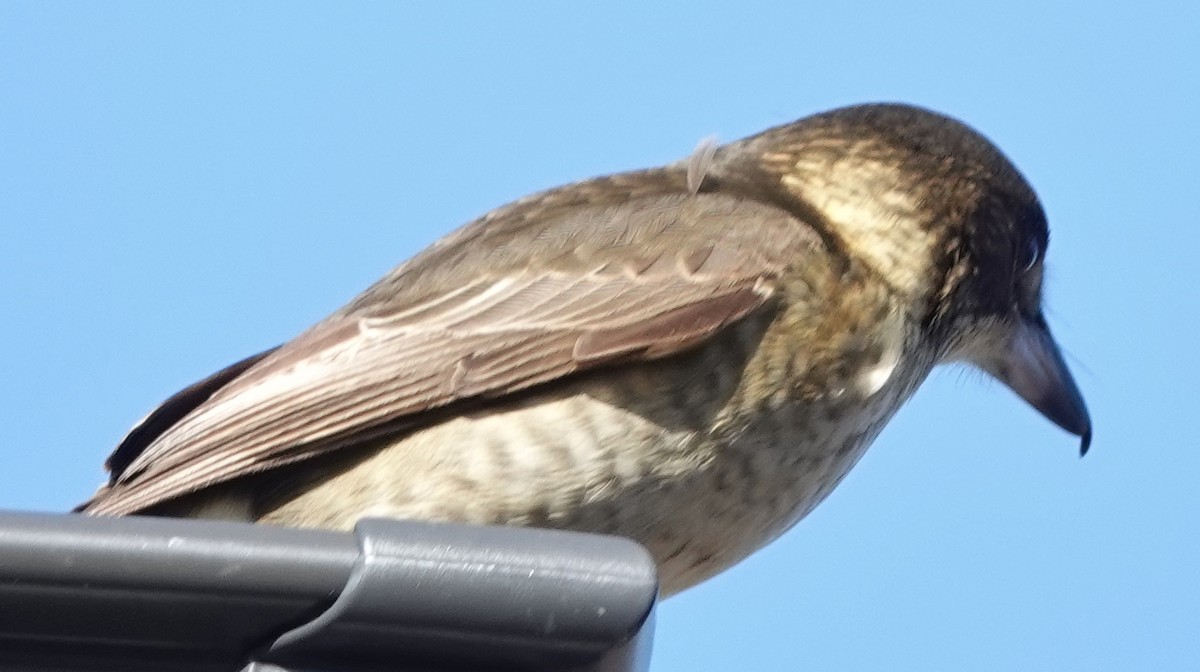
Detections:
[80, 103, 1091, 596]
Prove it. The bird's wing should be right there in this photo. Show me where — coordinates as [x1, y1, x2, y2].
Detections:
[84, 186, 821, 516]
[102, 347, 280, 479]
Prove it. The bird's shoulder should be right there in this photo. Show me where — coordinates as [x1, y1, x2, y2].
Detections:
[339, 165, 829, 318]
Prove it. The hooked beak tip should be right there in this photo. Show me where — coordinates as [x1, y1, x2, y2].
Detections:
[987, 316, 1091, 456]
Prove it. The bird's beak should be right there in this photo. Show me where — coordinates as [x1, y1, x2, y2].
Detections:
[985, 315, 1092, 456]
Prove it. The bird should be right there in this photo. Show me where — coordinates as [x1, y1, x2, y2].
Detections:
[78, 103, 1092, 596]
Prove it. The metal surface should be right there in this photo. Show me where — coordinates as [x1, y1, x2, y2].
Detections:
[0, 511, 657, 672]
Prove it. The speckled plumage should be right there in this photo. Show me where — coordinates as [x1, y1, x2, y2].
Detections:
[257, 266, 924, 594]
[79, 103, 1091, 596]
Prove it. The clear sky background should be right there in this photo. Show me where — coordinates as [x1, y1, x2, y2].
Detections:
[2, 3, 1196, 670]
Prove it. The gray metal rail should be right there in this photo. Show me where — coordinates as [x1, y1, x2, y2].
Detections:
[0, 511, 658, 672]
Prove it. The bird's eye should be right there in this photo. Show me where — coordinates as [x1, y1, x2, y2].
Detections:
[1019, 238, 1040, 273]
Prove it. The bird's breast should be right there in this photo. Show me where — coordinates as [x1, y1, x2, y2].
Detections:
[259, 301, 930, 594]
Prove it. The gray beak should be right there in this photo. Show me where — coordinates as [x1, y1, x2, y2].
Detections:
[987, 315, 1093, 456]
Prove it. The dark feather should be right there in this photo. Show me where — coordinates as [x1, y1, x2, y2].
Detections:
[105, 347, 278, 480]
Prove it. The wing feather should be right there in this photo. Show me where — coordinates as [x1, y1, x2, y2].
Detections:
[83, 187, 819, 515]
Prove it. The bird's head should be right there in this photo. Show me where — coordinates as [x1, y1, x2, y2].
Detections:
[732, 103, 1092, 453]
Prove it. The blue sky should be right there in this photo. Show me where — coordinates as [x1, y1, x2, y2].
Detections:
[2, 2, 1196, 670]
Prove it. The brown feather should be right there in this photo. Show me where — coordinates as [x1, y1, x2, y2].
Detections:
[83, 185, 820, 516]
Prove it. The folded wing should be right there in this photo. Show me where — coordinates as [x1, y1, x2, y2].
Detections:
[83, 188, 819, 516]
